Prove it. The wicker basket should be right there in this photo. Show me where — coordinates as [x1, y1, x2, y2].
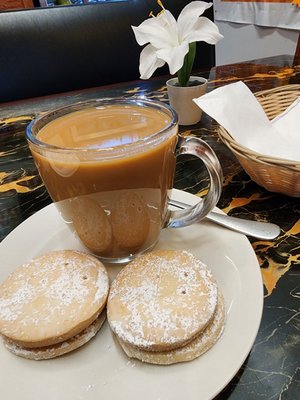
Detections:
[218, 84, 300, 197]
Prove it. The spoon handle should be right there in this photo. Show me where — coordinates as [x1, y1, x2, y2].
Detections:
[169, 199, 281, 240]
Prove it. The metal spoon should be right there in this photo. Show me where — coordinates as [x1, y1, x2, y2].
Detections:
[169, 199, 281, 240]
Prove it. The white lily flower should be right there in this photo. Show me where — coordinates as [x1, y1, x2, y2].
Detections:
[132, 1, 223, 80]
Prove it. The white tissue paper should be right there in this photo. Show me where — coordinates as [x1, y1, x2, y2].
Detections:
[193, 81, 300, 163]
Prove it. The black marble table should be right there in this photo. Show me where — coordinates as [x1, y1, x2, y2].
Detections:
[0, 55, 299, 399]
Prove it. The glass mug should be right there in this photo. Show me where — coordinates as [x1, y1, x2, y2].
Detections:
[26, 98, 223, 263]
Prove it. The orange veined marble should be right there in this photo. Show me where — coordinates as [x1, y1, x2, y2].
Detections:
[261, 252, 300, 296]
[286, 218, 300, 236]
[0, 172, 42, 193]
[222, 193, 263, 214]
[256, 217, 300, 296]
[0, 116, 33, 124]
[261, 259, 290, 297]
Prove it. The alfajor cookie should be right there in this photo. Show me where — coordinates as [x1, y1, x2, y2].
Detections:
[3, 309, 107, 361]
[107, 250, 218, 352]
[71, 196, 113, 255]
[111, 191, 150, 250]
[0, 250, 109, 354]
[118, 293, 225, 365]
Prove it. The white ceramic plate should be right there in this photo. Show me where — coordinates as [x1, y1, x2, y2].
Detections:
[0, 189, 263, 400]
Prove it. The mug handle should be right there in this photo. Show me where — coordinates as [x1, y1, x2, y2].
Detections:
[165, 137, 223, 228]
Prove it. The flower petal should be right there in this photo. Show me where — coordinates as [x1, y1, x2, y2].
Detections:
[156, 42, 189, 75]
[139, 44, 165, 79]
[177, 1, 213, 41]
[184, 17, 223, 45]
[132, 10, 178, 49]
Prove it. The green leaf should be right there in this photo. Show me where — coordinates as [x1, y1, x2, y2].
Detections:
[177, 42, 196, 87]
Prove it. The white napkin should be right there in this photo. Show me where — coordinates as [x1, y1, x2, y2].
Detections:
[193, 81, 300, 163]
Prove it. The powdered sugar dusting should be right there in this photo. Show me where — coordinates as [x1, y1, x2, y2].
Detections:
[119, 292, 225, 365]
[2, 310, 106, 360]
[0, 250, 109, 343]
[170, 292, 225, 357]
[47, 267, 89, 306]
[0, 283, 35, 321]
[94, 268, 109, 304]
[107, 250, 218, 350]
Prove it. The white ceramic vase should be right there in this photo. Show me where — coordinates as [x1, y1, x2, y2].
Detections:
[166, 76, 208, 125]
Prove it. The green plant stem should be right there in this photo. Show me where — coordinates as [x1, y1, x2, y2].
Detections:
[177, 42, 196, 87]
